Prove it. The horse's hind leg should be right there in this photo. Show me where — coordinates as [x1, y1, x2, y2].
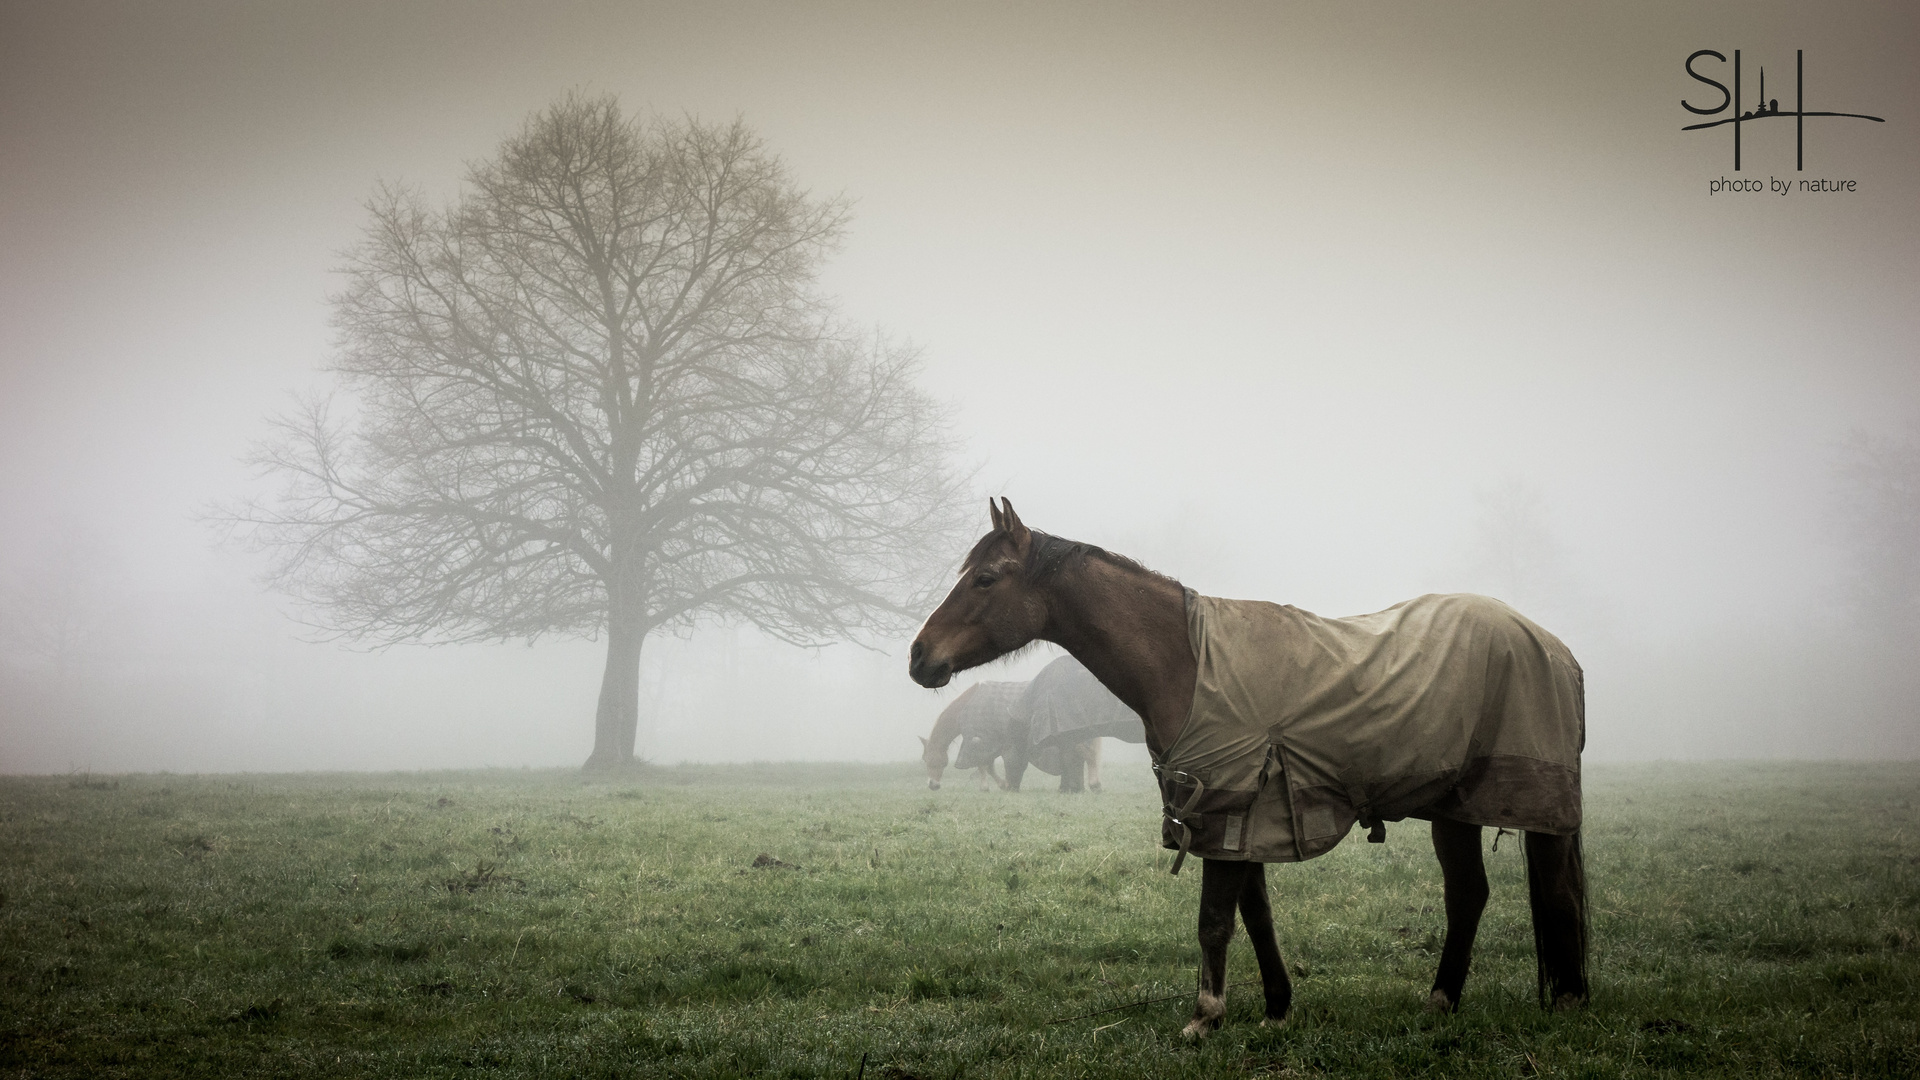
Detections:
[1428, 818, 1488, 1013]
[1237, 862, 1293, 1024]
[1524, 830, 1589, 1010]
[1058, 743, 1085, 793]
[1183, 858, 1249, 1039]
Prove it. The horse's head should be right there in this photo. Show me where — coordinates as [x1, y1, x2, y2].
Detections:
[918, 734, 946, 790]
[909, 498, 1048, 688]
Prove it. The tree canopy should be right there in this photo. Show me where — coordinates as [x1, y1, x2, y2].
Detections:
[233, 95, 969, 767]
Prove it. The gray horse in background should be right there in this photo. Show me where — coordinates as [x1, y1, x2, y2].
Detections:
[1013, 654, 1146, 791]
[919, 656, 1145, 792]
[919, 681, 1024, 790]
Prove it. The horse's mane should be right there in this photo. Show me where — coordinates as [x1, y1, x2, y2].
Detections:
[962, 527, 1182, 589]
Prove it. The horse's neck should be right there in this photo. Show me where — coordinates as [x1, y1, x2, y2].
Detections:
[926, 698, 967, 758]
[1037, 558, 1196, 759]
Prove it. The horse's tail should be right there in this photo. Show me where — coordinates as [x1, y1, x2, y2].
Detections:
[1523, 829, 1589, 1008]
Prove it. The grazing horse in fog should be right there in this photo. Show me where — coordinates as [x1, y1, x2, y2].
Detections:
[908, 499, 1588, 1037]
[920, 682, 1022, 790]
[1019, 654, 1147, 792]
[919, 675, 1110, 793]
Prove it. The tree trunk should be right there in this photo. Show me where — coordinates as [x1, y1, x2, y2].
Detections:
[584, 619, 644, 771]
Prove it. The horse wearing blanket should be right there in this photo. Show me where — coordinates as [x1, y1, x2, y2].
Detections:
[921, 658, 1143, 792]
[908, 499, 1588, 1036]
[919, 681, 1024, 790]
[1017, 655, 1146, 792]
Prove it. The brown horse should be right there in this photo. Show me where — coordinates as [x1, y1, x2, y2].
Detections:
[909, 499, 1588, 1036]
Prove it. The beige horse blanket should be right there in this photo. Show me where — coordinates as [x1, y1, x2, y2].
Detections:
[1156, 591, 1584, 866]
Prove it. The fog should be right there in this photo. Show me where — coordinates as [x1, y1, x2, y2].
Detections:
[2, 1, 1916, 773]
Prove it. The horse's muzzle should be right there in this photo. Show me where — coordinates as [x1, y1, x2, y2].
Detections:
[908, 640, 952, 688]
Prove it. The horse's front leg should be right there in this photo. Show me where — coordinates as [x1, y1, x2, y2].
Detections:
[1183, 858, 1249, 1039]
[1237, 862, 1292, 1024]
[1428, 818, 1488, 1013]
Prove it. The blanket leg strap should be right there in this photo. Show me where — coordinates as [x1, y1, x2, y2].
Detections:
[1155, 768, 1208, 877]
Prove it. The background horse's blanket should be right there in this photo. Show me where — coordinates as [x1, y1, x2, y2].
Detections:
[1158, 592, 1584, 864]
[945, 682, 1028, 770]
[1020, 655, 1147, 749]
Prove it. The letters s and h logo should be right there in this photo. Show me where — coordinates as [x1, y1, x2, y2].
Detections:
[1683, 50, 1883, 170]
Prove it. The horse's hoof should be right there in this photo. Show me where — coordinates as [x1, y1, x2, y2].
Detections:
[1426, 989, 1457, 1014]
[1258, 1013, 1289, 1028]
[1181, 992, 1225, 1040]
[1552, 991, 1588, 1012]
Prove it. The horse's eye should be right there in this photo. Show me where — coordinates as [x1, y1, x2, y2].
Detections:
[972, 573, 997, 589]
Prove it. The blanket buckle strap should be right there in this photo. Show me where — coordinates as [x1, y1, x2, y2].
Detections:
[1152, 764, 1207, 877]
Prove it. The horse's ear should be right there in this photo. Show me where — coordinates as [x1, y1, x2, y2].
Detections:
[917, 735, 929, 749]
[1000, 498, 1031, 548]
[988, 498, 1004, 532]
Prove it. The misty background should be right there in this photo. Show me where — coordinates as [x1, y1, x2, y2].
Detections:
[2, 1, 1916, 773]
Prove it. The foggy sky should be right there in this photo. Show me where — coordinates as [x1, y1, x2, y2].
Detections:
[2, 1, 1917, 772]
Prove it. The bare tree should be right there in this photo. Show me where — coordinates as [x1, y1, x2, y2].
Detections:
[227, 96, 969, 769]
[1834, 429, 1920, 637]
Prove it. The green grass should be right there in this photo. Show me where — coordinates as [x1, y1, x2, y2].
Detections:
[1, 760, 1916, 1078]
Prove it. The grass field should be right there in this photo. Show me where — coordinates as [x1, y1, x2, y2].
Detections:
[1, 759, 1916, 1078]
